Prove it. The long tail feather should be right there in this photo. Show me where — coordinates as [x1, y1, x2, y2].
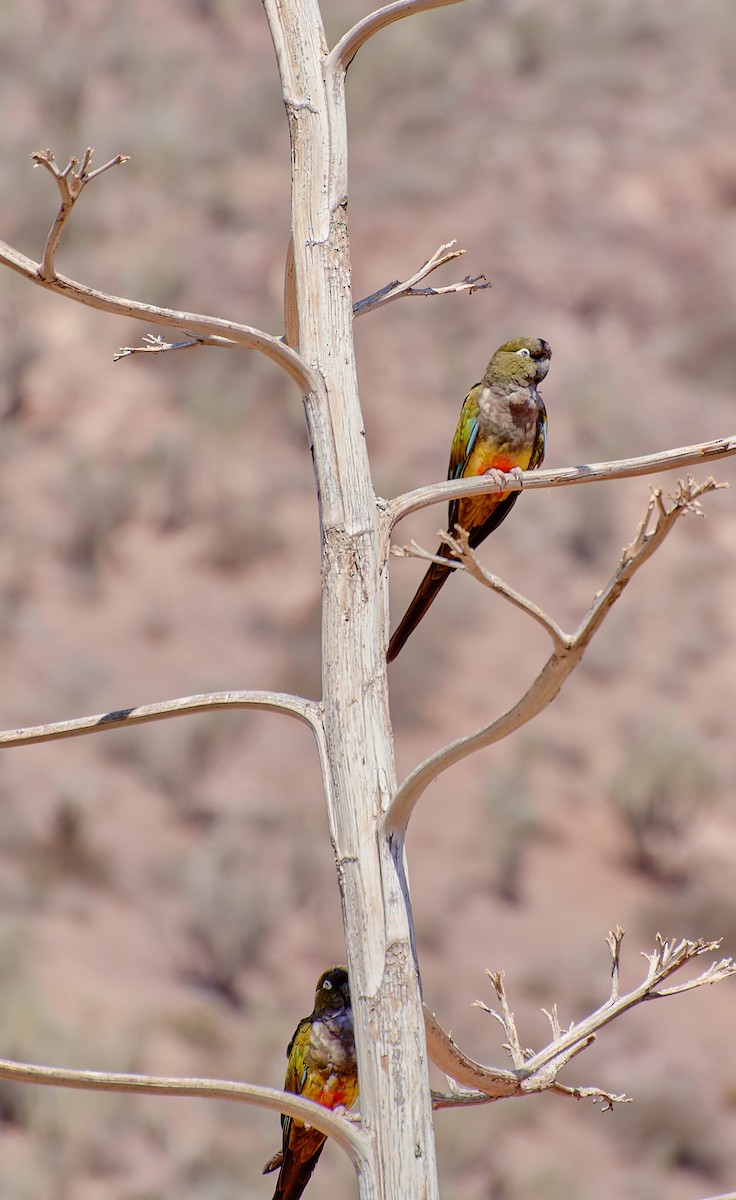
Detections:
[270, 1143, 325, 1200]
[387, 549, 453, 662]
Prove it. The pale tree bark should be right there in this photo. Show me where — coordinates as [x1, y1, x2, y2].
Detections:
[262, 4, 444, 1198]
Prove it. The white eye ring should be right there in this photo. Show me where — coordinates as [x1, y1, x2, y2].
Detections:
[516, 347, 531, 358]
[322, 979, 333, 990]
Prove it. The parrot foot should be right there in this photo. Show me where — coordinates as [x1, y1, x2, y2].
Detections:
[482, 466, 523, 491]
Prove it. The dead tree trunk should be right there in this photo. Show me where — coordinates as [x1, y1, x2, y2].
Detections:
[262, 4, 444, 1199]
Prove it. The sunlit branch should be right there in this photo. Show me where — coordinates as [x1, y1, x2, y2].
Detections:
[394, 530, 569, 648]
[384, 478, 725, 839]
[0, 149, 316, 392]
[353, 241, 489, 317]
[327, 0, 467, 73]
[0, 690, 322, 748]
[114, 332, 239, 360]
[387, 436, 736, 529]
[425, 1002, 625, 1109]
[0, 1058, 369, 1167]
[425, 929, 736, 1108]
[32, 148, 129, 280]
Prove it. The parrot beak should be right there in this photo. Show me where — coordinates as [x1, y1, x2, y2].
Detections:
[535, 356, 550, 382]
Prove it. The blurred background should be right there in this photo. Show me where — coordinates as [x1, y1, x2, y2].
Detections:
[0, 1, 735, 1197]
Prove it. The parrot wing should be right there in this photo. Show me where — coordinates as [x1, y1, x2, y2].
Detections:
[278, 1017, 312, 1141]
[388, 354, 549, 662]
[448, 385, 482, 480]
[451, 390, 547, 550]
[527, 400, 547, 470]
[264, 1017, 328, 1200]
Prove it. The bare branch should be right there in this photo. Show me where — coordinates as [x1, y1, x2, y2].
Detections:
[0, 234, 314, 389]
[0, 149, 316, 391]
[641, 932, 736, 998]
[0, 239, 313, 388]
[423, 1006, 518, 1099]
[0, 690, 322, 749]
[431, 1087, 499, 1110]
[608, 926, 624, 1002]
[327, 0, 466, 73]
[424, 1004, 625, 1110]
[0, 1057, 369, 1168]
[426, 929, 736, 1110]
[384, 478, 725, 839]
[114, 332, 239, 360]
[31, 148, 129, 280]
[512, 932, 736, 1085]
[387, 437, 736, 528]
[353, 241, 490, 317]
[396, 528, 569, 648]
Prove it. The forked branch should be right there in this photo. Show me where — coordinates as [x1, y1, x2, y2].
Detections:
[0, 149, 315, 390]
[6, 149, 499, 384]
[427, 929, 736, 1108]
[353, 241, 490, 316]
[384, 478, 726, 838]
[32, 148, 129, 280]
[394, 530, 569, 647]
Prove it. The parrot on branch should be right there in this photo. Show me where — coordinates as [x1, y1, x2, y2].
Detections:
[263, 966, 358, 1200]
[387, 336, 551, 661]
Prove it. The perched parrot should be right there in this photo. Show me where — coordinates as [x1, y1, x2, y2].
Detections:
[263, 966, 358, 1200]
[387, 336, 551, 661]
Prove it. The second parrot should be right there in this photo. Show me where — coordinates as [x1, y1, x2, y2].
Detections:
[387, 335, 551, 661]
[263, 966, 358, 1200]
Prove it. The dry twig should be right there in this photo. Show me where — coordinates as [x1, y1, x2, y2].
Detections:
[32, 148, 128, 280]
[0, 148, 315, 389]
[353, 241, 490, 316]
[394, 529, 569, 646]
[384, 477, 728, 839]
[427, 928, 736, 1108]
[113, 332, 236, 360]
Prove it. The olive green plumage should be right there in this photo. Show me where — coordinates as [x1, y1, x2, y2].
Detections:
[387, 336, 551, 661]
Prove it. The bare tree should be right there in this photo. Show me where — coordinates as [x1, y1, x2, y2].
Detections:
[0, 3, 735, 1200]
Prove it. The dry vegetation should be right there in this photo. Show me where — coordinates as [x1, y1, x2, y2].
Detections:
[0, 1, 735, 1198]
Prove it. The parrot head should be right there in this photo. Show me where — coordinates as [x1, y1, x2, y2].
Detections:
[486, 336, 551, 387]
[313, 966, 351, 1018]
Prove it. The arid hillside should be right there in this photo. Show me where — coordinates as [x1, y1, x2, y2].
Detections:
[0, 2, 735, 1199]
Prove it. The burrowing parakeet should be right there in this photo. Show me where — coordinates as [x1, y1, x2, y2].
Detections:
[387, 336, 551, 661]
[263, 966, 357, 1200]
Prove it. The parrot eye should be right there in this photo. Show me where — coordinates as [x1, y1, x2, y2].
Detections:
[516, 347, 531, 358]
[322, 979, 333, 990]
